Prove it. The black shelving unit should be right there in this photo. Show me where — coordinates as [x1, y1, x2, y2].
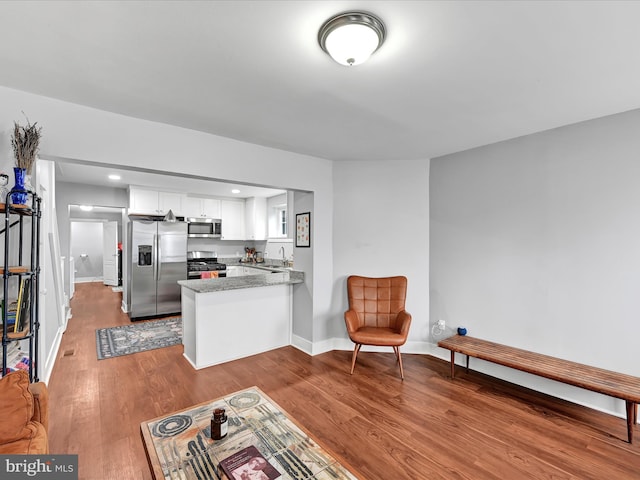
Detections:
[1, 187, 41, 382]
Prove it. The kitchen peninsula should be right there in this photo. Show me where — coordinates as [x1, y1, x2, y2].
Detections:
[178, 267, 304, 369]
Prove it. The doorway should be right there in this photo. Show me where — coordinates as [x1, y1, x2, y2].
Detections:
[68, 205, 124, 288]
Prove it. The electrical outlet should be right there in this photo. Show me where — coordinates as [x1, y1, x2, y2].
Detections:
[437, 319, 445, 329]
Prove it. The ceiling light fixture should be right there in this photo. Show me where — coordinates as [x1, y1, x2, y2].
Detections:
[318, 11, 386, 66]
[108, 174, 121, 181]
[231, 189, 241, 194]
[79, 205, 93, 212]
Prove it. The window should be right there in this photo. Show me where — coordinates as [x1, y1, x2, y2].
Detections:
[269, 205, 288, 238]
[279, 208, 287, 236]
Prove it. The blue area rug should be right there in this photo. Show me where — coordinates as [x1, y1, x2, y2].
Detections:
[96, 317, 182, 360]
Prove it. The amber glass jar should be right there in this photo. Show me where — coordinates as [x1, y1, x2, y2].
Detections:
[211, 408, 228, 440]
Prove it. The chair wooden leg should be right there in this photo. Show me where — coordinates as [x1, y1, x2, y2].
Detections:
[393, 346, 405, 380]
[350, 344, 362, 374]
[393, 346, 400, 363]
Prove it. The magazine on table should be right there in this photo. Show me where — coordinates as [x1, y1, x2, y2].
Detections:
[219, 445, 281, 480]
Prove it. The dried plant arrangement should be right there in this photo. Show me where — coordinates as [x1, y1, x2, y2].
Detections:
[11, 117, 42, 174]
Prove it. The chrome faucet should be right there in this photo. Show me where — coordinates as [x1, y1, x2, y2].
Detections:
[279, 246, 286, 264]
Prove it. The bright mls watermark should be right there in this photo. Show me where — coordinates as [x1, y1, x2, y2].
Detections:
[0, 455, 78, 479]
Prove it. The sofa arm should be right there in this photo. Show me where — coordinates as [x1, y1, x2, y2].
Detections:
[28, 382, 49, 432]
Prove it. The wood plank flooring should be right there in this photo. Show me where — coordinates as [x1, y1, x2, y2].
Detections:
[47, 283, 639, 479]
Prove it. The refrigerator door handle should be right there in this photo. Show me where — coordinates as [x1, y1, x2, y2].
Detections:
[156, 233, 162, 279]
[153, 234, 159, 281]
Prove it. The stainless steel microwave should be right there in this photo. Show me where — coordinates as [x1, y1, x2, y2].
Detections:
[187, 218, 222, 238]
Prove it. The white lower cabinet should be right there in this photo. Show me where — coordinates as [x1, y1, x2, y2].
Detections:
[181, 284, 292, 369]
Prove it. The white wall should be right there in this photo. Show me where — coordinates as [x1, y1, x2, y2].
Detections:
[332, 159, 431, 352]
[34, 159, 64, 383]
[71, 221, 104, 282]
[291, 192, 314, 350]
[430, 108, 640, 418]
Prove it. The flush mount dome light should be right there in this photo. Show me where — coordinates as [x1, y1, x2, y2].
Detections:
[318, 11, 386, 66]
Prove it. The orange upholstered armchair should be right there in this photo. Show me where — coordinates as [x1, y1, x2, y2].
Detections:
[344, 275, 412, 379]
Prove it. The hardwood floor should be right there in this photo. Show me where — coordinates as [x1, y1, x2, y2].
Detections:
[48, 283, 639, 479]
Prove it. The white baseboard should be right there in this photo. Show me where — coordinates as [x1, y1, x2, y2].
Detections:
[41, 326, 65, 384]
[290, 334, 313, 355]
[291, 335, 434, 356]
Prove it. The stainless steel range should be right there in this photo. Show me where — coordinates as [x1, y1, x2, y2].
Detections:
[187, 251, 227, 279]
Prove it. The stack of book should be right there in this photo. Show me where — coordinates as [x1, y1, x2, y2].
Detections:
[1, 343, 26, 376]
[1, 300, 18, 331]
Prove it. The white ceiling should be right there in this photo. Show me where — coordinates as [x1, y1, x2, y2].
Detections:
[2, 1, 640, 191]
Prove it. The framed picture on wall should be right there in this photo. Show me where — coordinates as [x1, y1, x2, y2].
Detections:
[295, 212, 310, 247]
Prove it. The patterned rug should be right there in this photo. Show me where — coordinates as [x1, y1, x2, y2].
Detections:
[96, 317, 182, 360]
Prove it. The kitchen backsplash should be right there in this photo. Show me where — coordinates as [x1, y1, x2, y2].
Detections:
[187, 238, 293, 261]
[186, 238, 264, 257]
[264, 240, 293, 263]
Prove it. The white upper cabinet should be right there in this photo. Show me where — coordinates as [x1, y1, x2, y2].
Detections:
[220, 199, 245, 240]
[129, 188, 159, 214]
[201, 197, 221, 218]
[158, 191, 185, 216]
[129, 187, 185, 216]
[245, 197, 267, 240]
[184, 196, 221, 219]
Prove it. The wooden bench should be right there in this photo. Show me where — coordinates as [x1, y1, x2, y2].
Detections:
[437, 334, 640, 443]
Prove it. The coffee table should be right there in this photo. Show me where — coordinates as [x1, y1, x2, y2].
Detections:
[140, 386, 360, 479]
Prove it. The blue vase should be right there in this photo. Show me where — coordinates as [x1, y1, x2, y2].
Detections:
[11, 167, 28, 205]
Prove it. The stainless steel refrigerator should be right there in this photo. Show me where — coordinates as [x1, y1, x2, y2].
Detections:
[129, 220, 187, 319]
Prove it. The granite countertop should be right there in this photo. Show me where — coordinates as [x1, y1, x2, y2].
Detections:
[179, 267, 304, 293]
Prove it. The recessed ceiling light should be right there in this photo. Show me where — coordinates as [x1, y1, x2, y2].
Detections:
[108, 174, 121, 180]
[231, 189, 241, 194]
[79, 205, 93, 211]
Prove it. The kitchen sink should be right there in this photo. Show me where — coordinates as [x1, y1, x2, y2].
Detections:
[251, 265, 284, 273]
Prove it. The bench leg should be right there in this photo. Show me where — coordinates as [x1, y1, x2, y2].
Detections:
[450, 351, 455, 379]
[626, 401, 635, 443]
[466, 354, 470, 373]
